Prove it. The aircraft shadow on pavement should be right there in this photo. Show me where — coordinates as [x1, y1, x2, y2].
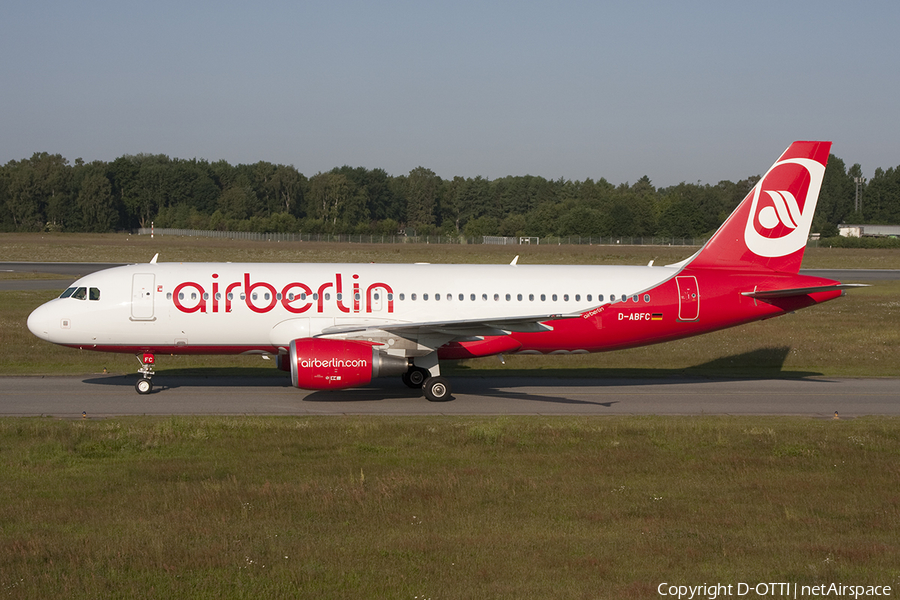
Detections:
[82, 369, 292, 391]
[82, 347, 830, 400]
[451, 346, 828, 386]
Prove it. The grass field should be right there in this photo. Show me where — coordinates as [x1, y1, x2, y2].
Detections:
[2, 416, 899, 599]
[2, 233, 899, 598]
[3, 231, 900, 267]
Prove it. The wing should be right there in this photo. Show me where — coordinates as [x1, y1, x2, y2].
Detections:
[320, 311, 581, 338]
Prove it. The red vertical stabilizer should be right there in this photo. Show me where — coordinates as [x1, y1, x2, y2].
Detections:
[687, 141, 831, 274]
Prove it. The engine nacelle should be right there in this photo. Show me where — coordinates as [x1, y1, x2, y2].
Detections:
[287, 338, 409, 390]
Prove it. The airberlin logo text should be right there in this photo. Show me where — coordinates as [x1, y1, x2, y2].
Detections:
[300, 357, 368, 370]
[171, 273, 394, 315]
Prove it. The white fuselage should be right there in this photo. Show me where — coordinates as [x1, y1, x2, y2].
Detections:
[27, 262, 676, 353]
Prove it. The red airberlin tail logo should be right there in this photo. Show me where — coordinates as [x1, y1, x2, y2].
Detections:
[744, 157, 825, 258]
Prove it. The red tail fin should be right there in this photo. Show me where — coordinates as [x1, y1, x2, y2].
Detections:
[687, 141, 831, 274]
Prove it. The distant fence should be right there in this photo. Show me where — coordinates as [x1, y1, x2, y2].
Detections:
[136, 227, 709, 247]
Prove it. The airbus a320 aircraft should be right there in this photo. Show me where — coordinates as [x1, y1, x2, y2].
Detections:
[28, 141, 859, 400]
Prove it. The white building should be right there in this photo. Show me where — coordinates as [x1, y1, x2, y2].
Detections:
[838, 224, 900, 238]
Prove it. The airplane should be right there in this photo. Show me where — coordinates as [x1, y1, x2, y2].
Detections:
[27, 141, 862, 400]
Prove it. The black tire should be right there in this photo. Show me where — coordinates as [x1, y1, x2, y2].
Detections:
[135, 378, 153, 395]
[423, 376, 452, 402]
[402, 367, 429, 389]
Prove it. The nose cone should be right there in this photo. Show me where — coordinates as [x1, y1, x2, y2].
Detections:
[27, 302, 53, 341]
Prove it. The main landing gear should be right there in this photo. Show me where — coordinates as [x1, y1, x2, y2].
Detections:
[401, 365, 452, 402]
[135, 353, 155, 394]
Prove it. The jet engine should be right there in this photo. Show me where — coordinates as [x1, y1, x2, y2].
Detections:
[285, 338, 408, 390]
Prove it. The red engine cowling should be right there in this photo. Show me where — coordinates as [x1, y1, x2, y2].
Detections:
[287, 338, 408, 390]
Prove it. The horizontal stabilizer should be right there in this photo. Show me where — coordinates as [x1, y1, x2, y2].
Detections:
[741, 283, 868, 299]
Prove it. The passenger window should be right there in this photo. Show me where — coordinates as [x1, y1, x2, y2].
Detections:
[72, 287, 87, 300]
[411, 293, 417, 301]
[167, 292, 172, 300]
[633, 295, 639, 302]
[610, 294, 616, 302]
[89, 288, 100, 301]
[598, 294, 604, 302]
[60, 287, 76, 298]
[494, 294, 499, 301]
[423, 294, 429, 301]
[517, 294, 523, 301]
[563, 294, 569, 301]
[468, 294, 473, 301]
[435, 294, 441, 301]
[529, 294, 534, 301]
[575, 294, 580, 302]
[399, 293, 405, 301]
[541, 294, 546, 301]
[587, 295, 592, 302]
[552, 294, 558, 301]
[644, 294, 651, 302]
[482, 294, 488, 301]
[505, 294, 511, 301]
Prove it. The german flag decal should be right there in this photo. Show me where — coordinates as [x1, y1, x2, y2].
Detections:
[651, 313, 663, 321]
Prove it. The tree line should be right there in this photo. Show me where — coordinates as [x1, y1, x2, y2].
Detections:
[0, 151, 895, 239]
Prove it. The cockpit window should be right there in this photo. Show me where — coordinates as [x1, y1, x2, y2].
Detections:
[61, 286, 101, 300]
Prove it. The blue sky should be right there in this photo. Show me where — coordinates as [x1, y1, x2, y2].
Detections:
[2, 0, 898, 187]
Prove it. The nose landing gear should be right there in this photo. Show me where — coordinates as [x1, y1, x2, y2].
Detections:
[135, 353, 155, 394]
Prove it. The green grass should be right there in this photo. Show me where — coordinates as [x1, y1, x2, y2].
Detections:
[3, 235, 899, 598]
[4, 231, 900, 267]
[4, 281, 899, 377]
[1, 416, 898, 599]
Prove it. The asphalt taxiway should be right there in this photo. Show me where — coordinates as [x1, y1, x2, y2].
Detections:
[1, 375, 896, 417]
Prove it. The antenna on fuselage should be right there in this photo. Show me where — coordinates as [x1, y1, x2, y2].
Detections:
[150, 253, 159, 264]
[510, 255, 519, 266]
